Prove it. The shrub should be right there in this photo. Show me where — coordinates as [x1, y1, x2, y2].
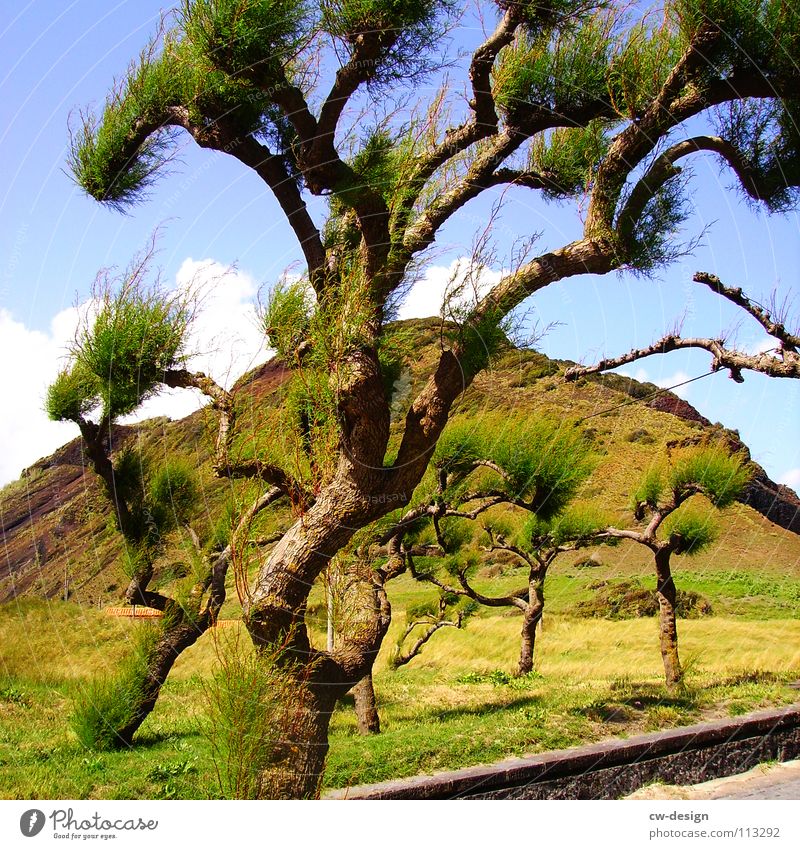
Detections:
[576, 580, 713, 619]
[203, 631, 320, 799]
[71, 623, 159, 750]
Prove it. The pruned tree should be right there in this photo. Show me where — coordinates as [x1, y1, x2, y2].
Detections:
[46, 253, 287, 745]
[597, 443, 751, 689]
[69, 0, 800, 794]
[372, 416, 599, 675]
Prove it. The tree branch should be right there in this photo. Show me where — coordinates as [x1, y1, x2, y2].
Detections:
[585, 24, 800, 237]
[563, 332, 800, 384]
[693, 272, 800, 352]
[162, 368, 310, 499]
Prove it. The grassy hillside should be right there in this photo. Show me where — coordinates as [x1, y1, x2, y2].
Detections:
[2, 319, 798, 607]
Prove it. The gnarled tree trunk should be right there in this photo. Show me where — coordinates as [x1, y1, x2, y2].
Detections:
[654, 548, 682, 690]
[116, 606, 211, 745]
[246, 513, 394, 797]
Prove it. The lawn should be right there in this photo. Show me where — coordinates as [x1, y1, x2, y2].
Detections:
[1, 590, 798, 799]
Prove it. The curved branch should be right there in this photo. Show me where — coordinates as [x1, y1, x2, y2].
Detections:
[162, 368, 309, 499]
[585, 22, 800, 236]
[391, 614, 463, 669]
[407, 551, 527, 611]
[403, 8, 523, 201]
[616, 135, 800, 248]
[160, 110, 328, 288]
[563, 332, 800, 384]
[162, 368, 235, 474]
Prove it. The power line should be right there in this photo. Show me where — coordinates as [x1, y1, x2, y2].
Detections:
[575, 369, 719, 425]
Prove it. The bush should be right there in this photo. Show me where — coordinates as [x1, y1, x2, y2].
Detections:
[576, 580, 713, 620]
[626, 427, 655, 444]
[71, 623, 159, 750]
[203, 632, 320, 799]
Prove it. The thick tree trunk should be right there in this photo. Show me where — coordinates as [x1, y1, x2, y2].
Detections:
[517, 582, 544, 676]
[654, 548, 682, 690]
[352, 672, 381, 735]
[260, 677, 340, 799]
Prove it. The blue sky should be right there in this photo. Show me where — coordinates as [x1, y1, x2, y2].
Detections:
[1, 1, 798, 490]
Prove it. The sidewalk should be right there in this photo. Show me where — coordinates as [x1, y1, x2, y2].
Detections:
[626, 759, 800, 800]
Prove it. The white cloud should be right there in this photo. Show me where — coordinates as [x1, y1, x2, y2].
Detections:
[0, 307, 82, 485]
[746, 336, 780, 356]
[397, 258, 502, 320]
[779, 468, 800, 493]
[618, 367, 652, 384]
[0, 260, 268, 487]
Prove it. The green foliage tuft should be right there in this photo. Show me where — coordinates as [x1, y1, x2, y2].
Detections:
[433, 420, 486, 473]
[662, 506, 719, 555]
[521, 505, 608, 549]
[74, 265, 191, 420]
[69, 20, 291, 209]
[668, 444, 752, 508]
[608, 13, 684, 117]
[624, 172, 692, 273]
[148, 461, 199, 531]
[633, 465, 664, 510]
[182, 0, 310, 84]
[45, 365, 100, 423]
[673, 0, 800, 78]
[71, 624, 160, 750]
[488, 418, 595, 517]
[493, 11, 613, 118]
[437, 518, 474, 555]
[529, 120, 610, 200]
[262, 279, 313, 361]
[67, 41, 185, 207]
[321, 0, 453, 85]
[203, 632, 322, 799]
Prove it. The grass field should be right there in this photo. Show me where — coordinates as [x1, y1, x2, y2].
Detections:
[1, 577, 798, 800]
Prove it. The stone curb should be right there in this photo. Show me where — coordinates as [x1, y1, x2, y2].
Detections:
[328, 704, 800, 800]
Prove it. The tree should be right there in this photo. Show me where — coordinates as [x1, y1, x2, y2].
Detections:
[598, 443, 751, 689]
[392, 417, 602, 675]
[46, 252, 286, 746]
[70, 0, 800, 795]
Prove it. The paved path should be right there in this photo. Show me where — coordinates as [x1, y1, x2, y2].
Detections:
[627, 760, 800, 800]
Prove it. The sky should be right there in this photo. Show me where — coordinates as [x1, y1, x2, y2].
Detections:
[1, 1, 798, 492]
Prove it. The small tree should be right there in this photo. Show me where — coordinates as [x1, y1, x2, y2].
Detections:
[371, 417, 599, 675]
[599, 443, 751, 689]
[68, 0, 800, 794]
[389, 593, 477, 670]
[46, 253, 286, 745]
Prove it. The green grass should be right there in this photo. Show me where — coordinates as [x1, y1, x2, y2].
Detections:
[1, 596, 798, 798]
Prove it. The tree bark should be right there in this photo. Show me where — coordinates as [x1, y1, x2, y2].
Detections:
[115, 606, 210, 745]
[259, 676, 340, 799]
[352, 672, 381, 735]
[517, 581, 544, 676]
[654, 548, 682, 690]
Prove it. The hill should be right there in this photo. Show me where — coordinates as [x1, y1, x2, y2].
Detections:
[1, 317, 799, 607]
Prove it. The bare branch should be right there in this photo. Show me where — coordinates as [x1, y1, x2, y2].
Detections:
[693, 273, 800, 352]
[391, 613, 464, 669]
[563, 332, 800, 384]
